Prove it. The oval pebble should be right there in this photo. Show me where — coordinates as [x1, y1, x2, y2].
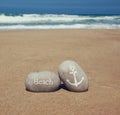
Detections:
[25, 71, 61, 92]
[58, 60, 89, 92]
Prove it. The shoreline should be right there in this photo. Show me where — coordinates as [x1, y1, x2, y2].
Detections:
[0, 28, 120, 32]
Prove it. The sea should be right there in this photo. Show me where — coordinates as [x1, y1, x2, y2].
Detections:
[0, 13, 120, 30]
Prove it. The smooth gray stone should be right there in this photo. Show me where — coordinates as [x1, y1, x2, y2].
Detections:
[58, 60, 89, 92]
[25, 71, 61, 92]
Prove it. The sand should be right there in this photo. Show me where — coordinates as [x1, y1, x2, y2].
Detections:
[0, 29, 120, 115]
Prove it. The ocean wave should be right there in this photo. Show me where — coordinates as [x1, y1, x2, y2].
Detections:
[0, 14, 120, 29]
[0, 24, 120, 30]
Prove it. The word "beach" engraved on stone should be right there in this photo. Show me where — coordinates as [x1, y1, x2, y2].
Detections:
[34, 78, 53, 85]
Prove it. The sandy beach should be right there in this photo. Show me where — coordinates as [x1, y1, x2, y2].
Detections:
[0, 29, 120, 115]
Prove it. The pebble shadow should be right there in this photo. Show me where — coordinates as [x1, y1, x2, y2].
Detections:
[59, 83, 69, 91]
[25, 84, 88, 93]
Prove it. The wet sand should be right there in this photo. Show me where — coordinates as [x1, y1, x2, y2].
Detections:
[0, 29, 120, 115]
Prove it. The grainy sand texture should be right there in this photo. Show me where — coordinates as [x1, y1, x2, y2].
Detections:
[0, 30, 120, 115]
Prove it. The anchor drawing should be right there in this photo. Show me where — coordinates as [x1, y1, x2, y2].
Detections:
[66, 66, 84, 87]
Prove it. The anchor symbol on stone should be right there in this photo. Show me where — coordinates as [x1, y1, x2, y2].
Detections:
[66, 66, 84, 87]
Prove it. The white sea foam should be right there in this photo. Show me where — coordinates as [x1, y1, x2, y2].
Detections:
[0, 24, 120, 30]
[0, 14, 120, 29]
